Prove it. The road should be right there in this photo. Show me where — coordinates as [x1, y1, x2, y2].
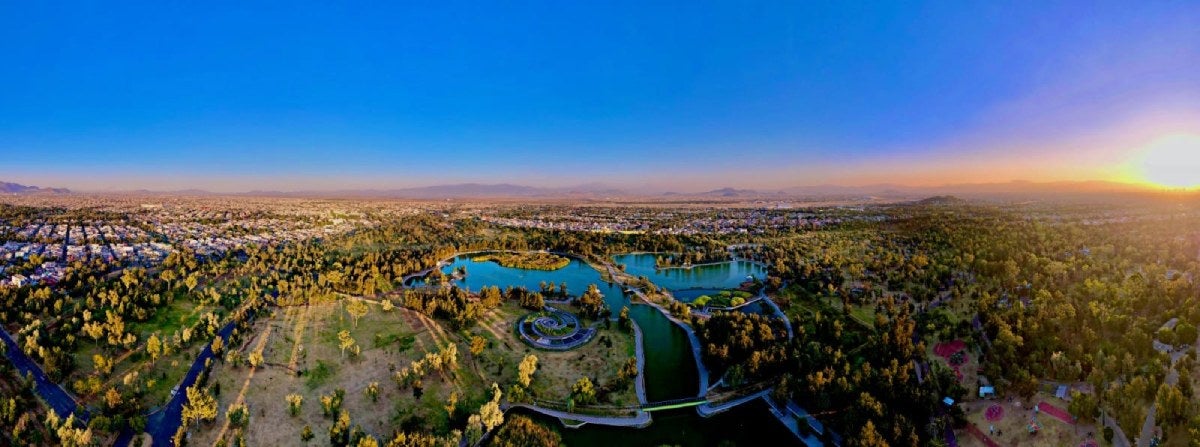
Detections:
[1136, 346, 1187, 447]
[113, 320, 237, 447]
[1103, 414, 1133, 447]
[0, 326, 89, 423]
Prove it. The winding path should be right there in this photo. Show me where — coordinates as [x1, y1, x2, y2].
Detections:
[502, 402, 652, 428]
[630, 319, 648, 406]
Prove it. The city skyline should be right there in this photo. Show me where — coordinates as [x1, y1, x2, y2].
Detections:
[3, 2, 1198, 192]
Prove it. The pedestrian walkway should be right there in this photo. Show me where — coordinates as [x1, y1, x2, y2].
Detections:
[502, 402, 652, 428]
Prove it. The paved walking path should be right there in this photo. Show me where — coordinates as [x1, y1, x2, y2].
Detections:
[630, 319, 648, 405]
[502, 402, 652, 428]
[696, 389, 770, 417]
[1102, 414, 1132, 447]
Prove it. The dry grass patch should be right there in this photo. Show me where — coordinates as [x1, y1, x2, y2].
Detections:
[191, 301, 478, 446]
[468, 302, 639, 407]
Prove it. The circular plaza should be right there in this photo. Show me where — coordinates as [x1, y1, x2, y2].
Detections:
[518, 307, 596, 350]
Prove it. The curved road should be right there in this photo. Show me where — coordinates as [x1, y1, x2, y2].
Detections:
[0, 327, 89, 423]
[114, 320, 236, 447]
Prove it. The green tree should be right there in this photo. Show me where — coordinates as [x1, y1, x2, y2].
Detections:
[518, 355, 538, 388]
[571, 377, 596, 405]
[346, 300, 369, 328]
[1156, 383, 1190, 428]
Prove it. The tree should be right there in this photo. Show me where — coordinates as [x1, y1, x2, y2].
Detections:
[470, 336, 486, 357]
[1068, 390, 1099, 423]
[147, 333, 162, 361]
[248, 349, 264, 368]
[329, 410, 352, 447]
[576, 284, 606, 319]
[55, 414, 93, 447]
[380, 299, 394, 312]
[618, 306, 632, 331]
[211, 337, 224, 356]
[227, 350, 244, 368]
[617, 357, 639, 386]
[857, 420, 888, 447]
[226, 402, 249, 427]
[338, 330, 357, 359]
[301, 425, 314, 442]
[444, 391, 458, 416]
[518, 355, 538, 388]
[346, 300, 369, 328]
[365, 382, 380, 403]
[571, 377, 596, 405]
[185, 273, 199, 293]
[479, 396, 504, 432]
[494, 415, 561, 447]
[182, 385, 218, 426]
[286, 394, 304, 416]
[441, 343, 459, 371]
[93, 354, 112, 376]
[1156, 383, 1189, 428]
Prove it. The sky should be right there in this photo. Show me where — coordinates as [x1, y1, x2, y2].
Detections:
[1, 1, 1198, 192]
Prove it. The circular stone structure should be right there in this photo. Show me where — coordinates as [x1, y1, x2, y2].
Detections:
[518, 307, 596, 351]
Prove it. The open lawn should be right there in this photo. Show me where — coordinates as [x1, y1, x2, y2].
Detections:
[190, 301, 474, 446]
[189, 297, 638, 446]
[67, 298, 211, 409]
[461, 301, 639, 408]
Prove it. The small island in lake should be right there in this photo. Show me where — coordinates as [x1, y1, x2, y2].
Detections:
[472, 252, 571, 270]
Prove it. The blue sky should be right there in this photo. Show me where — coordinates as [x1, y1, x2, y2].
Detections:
[2, 1, 1197, 191]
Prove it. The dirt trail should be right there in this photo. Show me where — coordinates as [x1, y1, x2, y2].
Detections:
[210, 324, 274, 446]
[285, 306, 311, 370]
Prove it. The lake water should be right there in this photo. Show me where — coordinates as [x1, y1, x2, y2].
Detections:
[612, 253, 767, 291]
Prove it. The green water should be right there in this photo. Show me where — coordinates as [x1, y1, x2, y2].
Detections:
[613, 253, 767, 291]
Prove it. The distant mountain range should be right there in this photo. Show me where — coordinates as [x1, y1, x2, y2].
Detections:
[0, 181, 70, 194]
[3, 179, 1192, 201]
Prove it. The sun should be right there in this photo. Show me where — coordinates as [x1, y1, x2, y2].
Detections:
[1127, 134, 1200, 190]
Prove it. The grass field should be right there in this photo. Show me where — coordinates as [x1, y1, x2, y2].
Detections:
[66, 297, 211, 409]
[468, 302, 639, 408]
[190, 301, 469, 446]
[189, 297, 639, 446]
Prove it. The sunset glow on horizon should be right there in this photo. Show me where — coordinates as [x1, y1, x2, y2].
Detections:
[1114, 134, 1200, 190]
